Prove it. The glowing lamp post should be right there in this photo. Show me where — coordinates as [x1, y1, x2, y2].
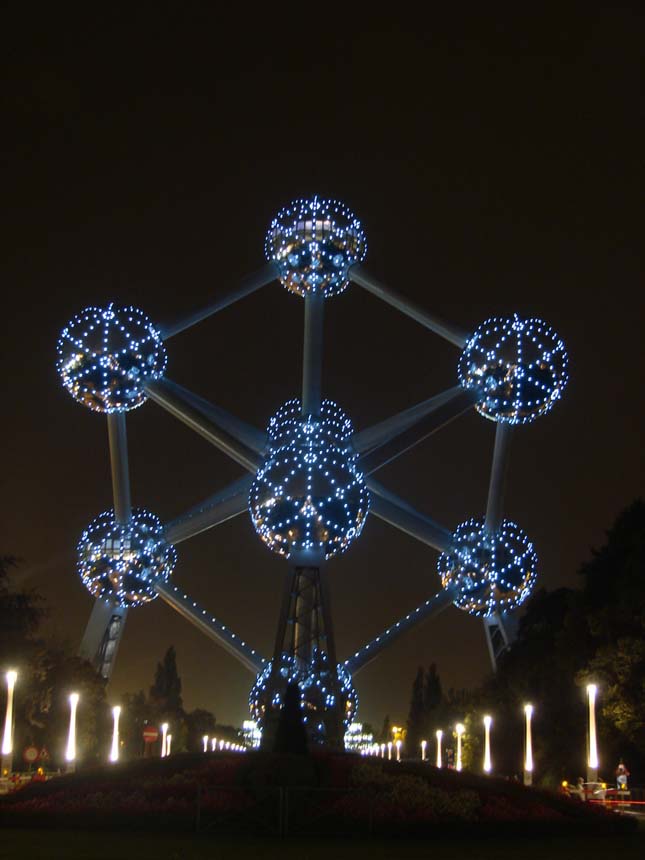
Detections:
[2, 670, 18, 774]
[395, 739, 402, 762]
[202, 735, 209, 753]
[436, 729, 443, 768]
[587, 684, 598, 782]
[109, 706, 121, 763]
[160, 722, 169, 758]
[167, 734, 172, 755]
[421, 739, 427, 761]
[380, 743, 385, 759]
[65, 693, 80, 772]
[455, 723, 465, 772]
[523, 704, 533, 786]
[387, 741, 392, 760]
[483, 715, 492, 774]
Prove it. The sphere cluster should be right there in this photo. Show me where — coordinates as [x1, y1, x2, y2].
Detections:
[249, 651, 358, 738]
[458, 314, 568, 424]
[249, 399, 369, 559]
[437, 518, 538, 617]
[57, 304, 167, 413]
[77, 508, 176, 608]
[265, 196, 367, 298]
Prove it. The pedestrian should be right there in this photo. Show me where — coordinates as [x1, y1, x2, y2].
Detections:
[615, 759, 630, 790]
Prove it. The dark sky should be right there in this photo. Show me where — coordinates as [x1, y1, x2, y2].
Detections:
[2, 8, 643, 729]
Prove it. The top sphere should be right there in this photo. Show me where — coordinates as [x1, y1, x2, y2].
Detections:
[57, 304, 167, 413]
[265, 196, 367, 298]
[458, 314, 568, 425]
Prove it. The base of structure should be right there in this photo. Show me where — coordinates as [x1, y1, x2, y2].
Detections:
[79, 598, 128, 679]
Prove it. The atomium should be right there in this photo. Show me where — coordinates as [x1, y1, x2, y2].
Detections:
[458, 314, 568, 425]
[249, 651, 358, 740]
[265, 196, 367, 298]
[57, 304, 167, 413]
[437, 518, 538, 617]
[59, 194, 570, 746]
[77, 508, 176, 608]
[249, 399, 370, 558]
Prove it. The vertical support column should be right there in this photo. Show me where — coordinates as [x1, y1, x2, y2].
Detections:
[79, 413, 131, 680]
[79, 597, 127, 680]
[484, 422, 512, 533]
[483, 422, 515, 671]
[107, 413, 132, 525]
[302, 293, 324, 417]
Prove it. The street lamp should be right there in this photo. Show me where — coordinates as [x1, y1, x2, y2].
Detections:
[395, 739, 402, 762]
[202, 735, 209, 753]
[483, 715, 492, 774]
[587, 684, 598, 782]
[435, 729, 443, 768]
[65, 693, 80, 771]
[109, 706, 121, 763]
[387, 741, 392, 760]
[380, 743, 385, 758]
[523, 704, 533, 786]
[455, 723, 465, 772]
[1, 670, 18, 774]
[160, 722, 169, 758]
[421, 739, 427, 761]
[167, 734, 172, 755]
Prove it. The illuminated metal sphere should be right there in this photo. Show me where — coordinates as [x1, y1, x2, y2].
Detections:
[57, 304, 167, 413]
[265, 196, 367, 298]
[77, 508, 176, 608]
[249, 399, 369, 559]
[249, 651, 358, 738]
[458, 314, 568, 424]
[437, 518, 538, 617]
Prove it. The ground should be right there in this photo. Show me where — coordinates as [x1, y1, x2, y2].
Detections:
[1, 827, 643, 860]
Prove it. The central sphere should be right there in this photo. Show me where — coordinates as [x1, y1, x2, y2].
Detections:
[265, 196, 367, 298]
[77, 508, 176, 608]
[249, 399, 369, 559]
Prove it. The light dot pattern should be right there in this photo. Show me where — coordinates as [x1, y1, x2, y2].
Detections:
[265, 196, 367, 298]
[458, 314, 568, 424]
[249, 399, 369, 559]
[57, 304, 166, 413]
[77, 508, 176, 608]
[437, 518, 538, 617]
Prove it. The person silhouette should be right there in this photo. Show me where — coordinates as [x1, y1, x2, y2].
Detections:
[615, 759, 630, 790]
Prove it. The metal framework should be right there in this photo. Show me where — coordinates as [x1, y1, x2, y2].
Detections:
[57, 195, 568, 747]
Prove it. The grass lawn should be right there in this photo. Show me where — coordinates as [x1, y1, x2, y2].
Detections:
[1, 826, 644, 860]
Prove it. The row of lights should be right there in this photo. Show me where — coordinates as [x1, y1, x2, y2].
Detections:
[1, 672, 247, 772]
[360, 686, 600, 786]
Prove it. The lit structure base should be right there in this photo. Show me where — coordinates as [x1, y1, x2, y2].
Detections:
[256, 556, 347, 750]
[79, 598, 128, 679]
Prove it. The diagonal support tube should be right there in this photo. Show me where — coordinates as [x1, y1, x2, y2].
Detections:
[367, 480, 452, 553]
[154, 379, 267, 456]
[344, 584, 458, 676]
[165, 474, 254, 544]
[160, 263, 278, 340]
[353, 387, 467, 454]
[107, 413, 132, 524]
[155, 582, 266, 674]
[359, 389, 475, 475]
[302, 293, 324, 416]
[350, 265, 468, 348]
[144, 378, 260, 474]
[484, 422, 513, 533]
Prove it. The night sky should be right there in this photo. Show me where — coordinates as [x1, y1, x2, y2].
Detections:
[2, 8, 643, 730]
